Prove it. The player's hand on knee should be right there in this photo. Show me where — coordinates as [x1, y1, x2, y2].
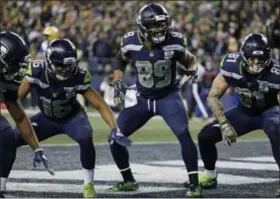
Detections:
[108, 128, 132, 147]
[184, 70, 198, 83]
[33, 148, 55, 175]
[113, 80, 125, 105]
[221, 122, 238, 146]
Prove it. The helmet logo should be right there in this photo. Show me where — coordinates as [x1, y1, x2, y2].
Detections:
[252, 51, 264, 55]
[63, 57, 76, 64]
[0, 44, 8, 58]
[155, 15, 166, 21]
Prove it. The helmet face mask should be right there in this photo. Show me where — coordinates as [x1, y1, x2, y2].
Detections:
[45, 39, 78, 82]
[139, 19, 170, 44]
[137, 4, 171, 44]
[240, 33, 272, 75]
[0, 31, 31, 83]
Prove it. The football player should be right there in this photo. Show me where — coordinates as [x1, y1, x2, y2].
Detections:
[0, 39, 131, 198]
[0, 31, 54, 197]
[109, 3, 201, 198]
[197, 33, 280, 196]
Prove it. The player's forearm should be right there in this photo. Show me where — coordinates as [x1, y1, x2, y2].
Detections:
[207, 88, 228, 125]
[186, 55, 197, 71]
[16, 114, 40, 150]
[97, 103, 118, 128]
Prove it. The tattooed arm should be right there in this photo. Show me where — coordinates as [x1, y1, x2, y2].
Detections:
[207, 73, 229, 125]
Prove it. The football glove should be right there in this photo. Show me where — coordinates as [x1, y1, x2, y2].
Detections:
[220, 122, 238, 146]
[108, 128, 132, 147]
[113, 80, 125, 105]
[33, 148, 55, 175]
[184, 69, 198, 83]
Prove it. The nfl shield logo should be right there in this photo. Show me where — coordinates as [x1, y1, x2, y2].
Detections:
[149, 51, 154, 57]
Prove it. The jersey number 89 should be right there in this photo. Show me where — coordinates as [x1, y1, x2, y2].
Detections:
[135, 60, 172, 88]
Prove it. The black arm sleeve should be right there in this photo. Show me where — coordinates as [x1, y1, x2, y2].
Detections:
[113, 50, 129, 72]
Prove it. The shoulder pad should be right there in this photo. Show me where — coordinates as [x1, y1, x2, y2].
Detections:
[120, 31, 143, 53]
[162, 32, 187, 52]
[220, 53, 243, 72]
[26, 60, 44, 78]
[76, 68, 92, 84]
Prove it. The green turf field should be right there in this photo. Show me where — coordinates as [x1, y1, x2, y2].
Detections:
[2, 112, 266, 144]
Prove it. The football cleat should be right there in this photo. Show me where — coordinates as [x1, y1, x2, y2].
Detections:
[186, 184, 202, 198]
[107, 181, 139, 192]
[83, 182, 96, 198]
[199, 173, 217, 189]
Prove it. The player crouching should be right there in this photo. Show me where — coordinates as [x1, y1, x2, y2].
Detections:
[196, 33, 280, 197]
[0, 39, 131, 198]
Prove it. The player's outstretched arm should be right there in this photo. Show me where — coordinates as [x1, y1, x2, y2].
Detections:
[177, 50, 198, 83]
[207, 74, 228, 125]
[18, 77, 32, 101]
[84, 87, 117, 128]
[12, 77, 55, 175]
[277, 92, 280, 104]
[5, 99, 39, 150]
[207, 74, 238, 145]
[112, 50, 129, 104]
[83, 87, 132, 146]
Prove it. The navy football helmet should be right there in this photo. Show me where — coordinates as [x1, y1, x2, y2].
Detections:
[137, 3, 171, 44]
[45, 39, 78, 81]
[240, 33, 272, 74]
[0, 31, 31, 83]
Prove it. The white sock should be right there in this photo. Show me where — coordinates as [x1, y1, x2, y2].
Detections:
[205, 169, 217, 177]
[0, 178, 7, 192]
[83, 168, 94, 185]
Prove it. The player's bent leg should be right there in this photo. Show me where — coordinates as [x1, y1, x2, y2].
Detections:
[108, 96, 153, 192]
[0, 128, 17, 193]
[261, 106, 280, 197]
[62, 111, 96, 198]
[198, 106, 261, 189]
[0, 112, 62, 193]
[157, 92, 201, 197]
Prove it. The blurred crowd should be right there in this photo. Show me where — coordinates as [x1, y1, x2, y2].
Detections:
[3, 0, 280, 117]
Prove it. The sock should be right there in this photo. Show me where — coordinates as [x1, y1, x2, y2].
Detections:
[0, 178, 7, 192]
[177, 131, 199, 186]
[205, 169, 217, 177]
[110, 142, 135, 182]
[83, 168, 94, 184]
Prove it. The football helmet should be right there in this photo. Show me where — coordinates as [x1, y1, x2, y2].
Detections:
[45, 39, 78, 81]
[43, 26, 59, 42]
[137, 3, 171, 44]
[0, 31, 31, 83]
[240, 33, 272, 74]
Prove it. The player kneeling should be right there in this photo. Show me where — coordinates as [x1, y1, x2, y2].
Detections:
[0, 39, 131, 198]
[196, 33, 280, 197]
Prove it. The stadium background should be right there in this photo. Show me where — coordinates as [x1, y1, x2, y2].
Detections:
[1, 1, 280, 198]
[3, 0, 279, 117]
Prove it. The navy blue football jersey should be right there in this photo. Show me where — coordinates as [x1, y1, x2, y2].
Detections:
[220, 52, 280, 114]
[120, 31, 188, 98]
[0, 73, 19, 131]
[25, 61, 91, 121]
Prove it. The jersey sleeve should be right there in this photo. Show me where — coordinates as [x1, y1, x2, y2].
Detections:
[120, 31, 141, 58]
[25, 60, 44, 86]
[219, 53, 243, 85]
[75, 69, 92, 94]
